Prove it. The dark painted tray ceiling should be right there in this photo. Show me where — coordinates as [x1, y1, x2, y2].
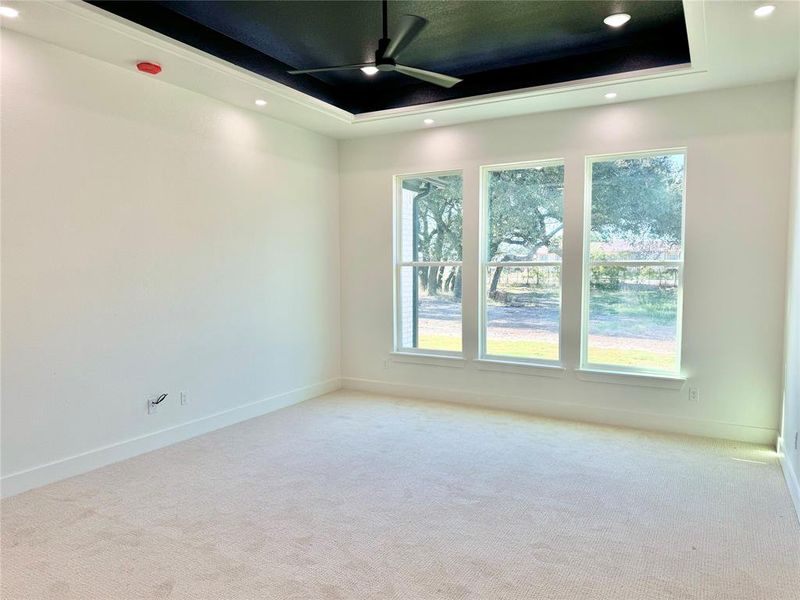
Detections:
[89, 1, 690, 114]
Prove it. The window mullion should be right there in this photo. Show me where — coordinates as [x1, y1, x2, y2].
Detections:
[400, 261, 463, 267]
[486, 261, 563, 267]
[588, 259, 682, 267]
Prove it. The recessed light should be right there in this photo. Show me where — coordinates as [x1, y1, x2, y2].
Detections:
[754, 5, 775, 17]
[604, 13, 631, 27]
[255, 99, 267, 106]
[423, 118, 435, 126]
[0, 6, 19, 18]
[361, 66, 379, 76]
[604, 92, 618, 100]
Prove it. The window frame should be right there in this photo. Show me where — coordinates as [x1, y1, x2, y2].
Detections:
[580, 147, 688, 377]
[478, 159, 566, 366]
[393, 169, 464, 357]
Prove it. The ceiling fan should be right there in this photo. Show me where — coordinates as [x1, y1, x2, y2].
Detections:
[288, 0, 462, 88]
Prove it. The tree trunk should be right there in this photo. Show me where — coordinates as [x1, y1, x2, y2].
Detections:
[444, 269, 455, 293]
[489, 266, 503, 299]
[426, 266, 439, 296]
[418, 267, 428, 291]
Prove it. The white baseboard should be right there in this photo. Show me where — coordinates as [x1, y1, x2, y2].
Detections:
[341, 377, 778, 445]
[1, 377, 342, 499]
[777, 437, 800, 524]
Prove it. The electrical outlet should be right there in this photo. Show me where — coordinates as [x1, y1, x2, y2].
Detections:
[147, 393, 168, 415]
[180, 391, 188, 406]
[688, 387, 700, 403]
[383, 358, 390, 369]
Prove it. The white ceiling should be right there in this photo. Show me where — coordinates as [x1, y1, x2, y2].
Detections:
[2, 0, 799, 140]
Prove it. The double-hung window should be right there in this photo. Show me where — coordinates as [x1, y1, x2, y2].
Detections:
[480, 161, 565, 363]
[582, 149, 687, 375]
[394, 171, 463, 354]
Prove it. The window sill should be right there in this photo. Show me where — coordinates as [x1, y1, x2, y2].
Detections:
[390, 351, 465, 368]
[575, 368, 686, 390]
[475, 358, 566, 378]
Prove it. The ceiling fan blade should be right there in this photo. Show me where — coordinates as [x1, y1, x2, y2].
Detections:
[394, 65, 462, 88]
[384, 15, 428, 59]
[288, 63, 374, 75]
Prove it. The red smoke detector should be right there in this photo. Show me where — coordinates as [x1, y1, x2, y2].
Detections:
[136, 61, 162, 75]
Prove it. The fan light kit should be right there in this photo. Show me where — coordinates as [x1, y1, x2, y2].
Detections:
[604, 13, 631, 27]
[289, 0, 462, 88]
[0, 6, 19, 18]
[754, 5, 775, 17]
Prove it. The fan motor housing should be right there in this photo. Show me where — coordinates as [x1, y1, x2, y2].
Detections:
[375, 38, 396, 71]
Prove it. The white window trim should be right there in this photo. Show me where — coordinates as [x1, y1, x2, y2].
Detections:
[580, 147, 688, 378]
[390, 351, 466, 368]
[575, 368, 686, 390]
[393, 170, 464, 357]
[475, 358, 566, 378]
[478, 159, 566, 366]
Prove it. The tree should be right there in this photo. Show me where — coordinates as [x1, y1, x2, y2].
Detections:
[404, 155, 684, 299]
[405, 175, 463, 298]
[487, 166, 564, 296]
[589, 155, 684, 290]
[590, 155, 683, 250]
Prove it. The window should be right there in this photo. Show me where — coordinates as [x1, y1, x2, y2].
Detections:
[481, 161, 564, 363]
[395, 171, 463, 354]
[582, 150, 686, 375]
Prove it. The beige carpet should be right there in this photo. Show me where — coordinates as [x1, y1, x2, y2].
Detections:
[1, 391, 798, 599]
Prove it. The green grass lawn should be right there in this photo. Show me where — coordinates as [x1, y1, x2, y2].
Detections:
[586, 347, 674, 370]
[486, 338, 558, 361]
[418, 334, 463, 353]
[418, 334, 674, 370]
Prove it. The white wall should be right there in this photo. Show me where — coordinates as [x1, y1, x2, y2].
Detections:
[340, 82, 794, 444]
[781, 74, 800, 515]
[0, 31, 341, 495]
